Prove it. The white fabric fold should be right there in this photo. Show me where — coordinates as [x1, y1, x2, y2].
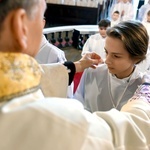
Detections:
[40, 64, 68, 98]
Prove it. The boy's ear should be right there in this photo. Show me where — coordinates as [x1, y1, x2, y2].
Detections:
[11, 9, 28, 50]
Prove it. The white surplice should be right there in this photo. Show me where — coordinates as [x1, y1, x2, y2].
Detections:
[35, 35, 66, 64]
[74, 64, 144, 112]
[138, 3, 150, 21]
[0, 52, 150, 150]
[111, 2, 134, 21]
[81, 33, 106, 60]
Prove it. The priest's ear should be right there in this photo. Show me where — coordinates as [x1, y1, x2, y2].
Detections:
[11, 8, 28, 51]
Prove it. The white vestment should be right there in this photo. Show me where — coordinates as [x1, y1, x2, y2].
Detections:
[0, 52, 150, 150]
[35, 35, 66, 64]
[111, 2, 134, 21]
[40, 64, 68, 98]
[74, 64, 144, 112]
[35, 35, 73, 98]
[0, 89, 150, 150]
[81, 33, 106, 60]
[142, 21, 150, 38]
[136, 50, 150, 73]
[138, 3, 150, 21]
[110, 19, 120, 27]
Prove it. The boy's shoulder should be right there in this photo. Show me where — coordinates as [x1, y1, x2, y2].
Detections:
[89, 33, 103, 40]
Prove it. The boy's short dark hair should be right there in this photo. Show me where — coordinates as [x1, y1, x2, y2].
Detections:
[98, 19, 111, 28]
[106, 20, 148, 64]
[113, 10, 120, 15]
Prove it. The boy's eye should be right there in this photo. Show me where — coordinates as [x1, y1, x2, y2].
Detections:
[114, 55, 120, 58]
[100, 27, 106, 30]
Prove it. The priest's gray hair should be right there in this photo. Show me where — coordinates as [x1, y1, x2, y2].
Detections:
[0, 0, 40, 30]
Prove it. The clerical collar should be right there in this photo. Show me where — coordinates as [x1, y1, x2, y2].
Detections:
[111, 74, 131, 83]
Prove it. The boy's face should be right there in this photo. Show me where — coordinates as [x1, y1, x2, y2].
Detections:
[122, 0, 128, 3]
[105, 36, 137, 79]
[99, 27, 109, 38]
[112, 13, 119, 21]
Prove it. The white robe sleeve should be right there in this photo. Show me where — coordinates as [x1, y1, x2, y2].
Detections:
[81, 38, 92, 56]
[122, 4, 134, 21]
[0, 85, 150, 150]
[40, 63, 68, 98]
[94, 100, 150, 149]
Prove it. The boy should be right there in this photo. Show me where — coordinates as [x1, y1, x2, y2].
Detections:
[81, 19, 111, 60]
[111, 10, 120, 27]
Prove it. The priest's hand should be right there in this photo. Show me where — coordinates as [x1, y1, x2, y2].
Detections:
[74, 52, 103, 73]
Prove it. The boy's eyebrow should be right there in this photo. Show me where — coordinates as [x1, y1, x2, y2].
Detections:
[104, 48, 123, 55]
